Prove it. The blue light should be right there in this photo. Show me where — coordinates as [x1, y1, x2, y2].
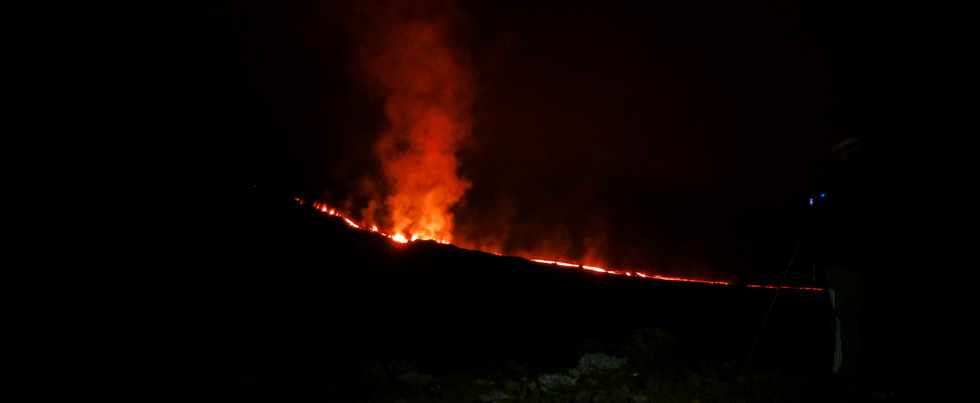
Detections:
[819, 192, 826, 198]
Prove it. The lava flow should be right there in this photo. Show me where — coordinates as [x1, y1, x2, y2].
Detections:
[299, 198, 822, 292]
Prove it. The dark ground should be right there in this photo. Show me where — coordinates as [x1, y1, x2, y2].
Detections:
[220, 186, 911, 402]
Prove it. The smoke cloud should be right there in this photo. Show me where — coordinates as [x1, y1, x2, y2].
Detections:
[351, 1, 474, 243]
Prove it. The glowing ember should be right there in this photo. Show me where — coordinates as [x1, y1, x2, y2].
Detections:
[531, 259, 582, 269]
[301, 197, 822, 292]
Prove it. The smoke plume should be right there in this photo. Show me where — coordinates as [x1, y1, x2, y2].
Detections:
[351, 1, 474, 243]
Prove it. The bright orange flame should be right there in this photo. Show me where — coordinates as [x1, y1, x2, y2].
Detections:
[532, 258, 583, 269]
[301, 198, 822, 292]
[356, 8, 475, 245]
[645, 274, 730, 286]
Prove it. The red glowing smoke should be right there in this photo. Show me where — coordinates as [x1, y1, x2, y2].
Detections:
[353, 1, 474, 244]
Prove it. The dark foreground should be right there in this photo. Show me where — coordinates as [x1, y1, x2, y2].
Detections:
[226, 188, 896, 402]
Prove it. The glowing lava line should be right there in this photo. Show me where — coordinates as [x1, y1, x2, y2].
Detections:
[301, 198, 823, 292]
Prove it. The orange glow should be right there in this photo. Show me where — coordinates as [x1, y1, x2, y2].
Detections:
[531, 259, 585, 269]
[356, 11, 474, 245]
[301, 198, 822, 292]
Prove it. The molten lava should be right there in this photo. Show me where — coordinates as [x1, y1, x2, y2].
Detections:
[310, 1, 821, 293]
[303, 199, 822, 292]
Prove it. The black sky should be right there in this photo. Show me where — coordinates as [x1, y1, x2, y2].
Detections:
[201, 0, 888, 278]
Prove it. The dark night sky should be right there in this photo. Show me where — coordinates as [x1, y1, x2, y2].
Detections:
[199, 0, 892, 278]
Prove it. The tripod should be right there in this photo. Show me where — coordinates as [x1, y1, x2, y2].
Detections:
[744, 238, 804, 371]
